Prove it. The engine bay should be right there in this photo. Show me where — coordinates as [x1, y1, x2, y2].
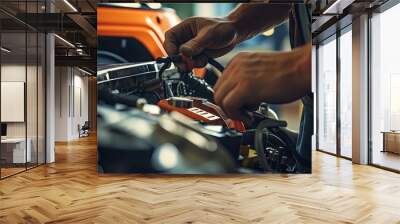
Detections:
[97, 59, 311, 174]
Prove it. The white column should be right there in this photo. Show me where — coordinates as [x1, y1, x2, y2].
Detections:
[46, 33, 55, 163]
[352, 14, 369, 164]
[46, 1, 55, 163]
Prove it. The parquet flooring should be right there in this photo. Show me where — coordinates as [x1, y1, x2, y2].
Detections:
[1, 167, 26, 178]
[1, 135, 400, 223]
[372, 151, 400, 171]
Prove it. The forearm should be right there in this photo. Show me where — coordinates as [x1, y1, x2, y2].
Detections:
[226, 3, 291, 44]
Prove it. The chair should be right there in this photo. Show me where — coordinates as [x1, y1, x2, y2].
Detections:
[79, 121, 90, 138]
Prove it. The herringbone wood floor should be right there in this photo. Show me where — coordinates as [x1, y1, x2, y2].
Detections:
[1, 135, 400, 224]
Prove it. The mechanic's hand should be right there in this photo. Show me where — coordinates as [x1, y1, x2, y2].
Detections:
[213, 44, 311, 121]
[163, 17, 238, 71]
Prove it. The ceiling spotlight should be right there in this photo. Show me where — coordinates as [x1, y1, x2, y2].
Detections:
[1, 47, 11, 53]
[54, 34, 75, 48]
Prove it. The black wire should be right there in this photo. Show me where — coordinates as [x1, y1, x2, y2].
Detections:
[157, 54, 225, 73]
[207, 57, 224, 73]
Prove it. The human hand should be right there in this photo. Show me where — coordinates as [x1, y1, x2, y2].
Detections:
[213, 44, 311, 120]
[163, 17, 239, 71]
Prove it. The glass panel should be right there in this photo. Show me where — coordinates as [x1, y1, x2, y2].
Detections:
[38, 32, 45, 165]
[0, 1, 46, 178]
[371, 4, 400, 171]
[27, 31, 38, 169]
[312, 46, 317, 150]
[26, 0, 39, 169]
[1, 31, 27, 177]
[0, 1, 28, 33]
[339, 29, 352, 158]
[317, 37, 337, 154]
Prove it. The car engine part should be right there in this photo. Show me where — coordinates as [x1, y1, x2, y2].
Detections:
[98, 103, 237, 173]
[97, 58, 309, 173]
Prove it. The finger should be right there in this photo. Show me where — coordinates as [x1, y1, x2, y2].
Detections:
[192, 54, 208, 68]
[174, 62, 188, 72]
[213, 57, 236, 93]
[213, 72, 229, 95]
[163, 19, 195, 56]
[163, 30, 179, 56]
[180, 36, 209, 57]
[204, 45, 235, 58]
[179, 21, 235, 57]
[221, 84, 247, 121]
[179, 23, 218, 57]
[214, 74, 236, 109]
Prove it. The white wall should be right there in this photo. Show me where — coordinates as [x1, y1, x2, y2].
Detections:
[73, 73, 89, 137]
[1, 64, 26, 151]
[1, 64, 28, 138]
[54, 66, 69, 141]
[1, 64, 26, 81]
[54, 66, 89, 141]
[1, 63, 46, 164]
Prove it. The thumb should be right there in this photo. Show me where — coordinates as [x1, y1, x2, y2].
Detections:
[179, 31, 212, 57]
